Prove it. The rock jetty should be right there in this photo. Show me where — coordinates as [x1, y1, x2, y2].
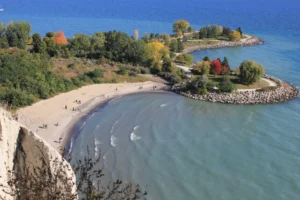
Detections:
[182, 35, 264, 54]
[173, 75, 299, 105]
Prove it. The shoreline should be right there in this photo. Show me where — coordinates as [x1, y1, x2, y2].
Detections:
[63, 90, 172, 156]
[182, 34, 264, 54]
[173, 75, 299, 104]
[17, 81, 168, 154]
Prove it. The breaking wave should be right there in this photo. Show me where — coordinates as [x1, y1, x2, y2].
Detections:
[110, 135, 117, 147]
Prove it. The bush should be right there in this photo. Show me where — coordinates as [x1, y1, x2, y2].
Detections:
[140, 67, 150, 74]
[0, 89, 36, 109]
[117, 66, 127, 75]
[219, 76, 235, 93]
[175, 54, 194, 66]
[67, 63, 75, 69]
[86, 69, 104, 79]
[197, 87, 208, 95]
[128, 71, 137, 76]
[159, 72, 182, 84]
[239, 60, 265, 85]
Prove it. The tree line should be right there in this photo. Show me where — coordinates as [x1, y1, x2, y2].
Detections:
[0, 21, 189, 109]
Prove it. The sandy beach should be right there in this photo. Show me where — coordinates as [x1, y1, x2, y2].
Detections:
[17, 81, 167, 153]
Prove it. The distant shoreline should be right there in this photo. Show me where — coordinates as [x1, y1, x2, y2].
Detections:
[182, 34, 264, 54]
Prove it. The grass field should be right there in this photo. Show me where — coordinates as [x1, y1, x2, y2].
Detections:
[183, 40, 218, 48]
[207, 75, 270, 89]
[51, 57, 148, 83]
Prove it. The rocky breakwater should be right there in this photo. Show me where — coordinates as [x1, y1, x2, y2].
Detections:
[173, 75, 299, 104]
[0, 108, 77, 199]
[183, 35, 264, 53]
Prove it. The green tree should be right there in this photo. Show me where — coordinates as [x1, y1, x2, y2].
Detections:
[203, 56, 210, 61]
[176, 54, 194, 66]
[177, 38, 184, 52]
[236, 27, 243, 36]
[43, 37, 57, 57]
[199, 27, 207, 39]
[222, 56, 230, 68]
[192, 75, 209, 95]
[170, 39, 178, 52]
[173, 20, 190, 35]
[222, 26, 231, 36]
[219, 76, 234, 92]
[211, 24, 220, 38]
[239, 60, 265, 85]
[32, 33, 46, 53]
[162, 58, 174, 72]
[45, 32, 56, 38]
[5, 21, 31, 49]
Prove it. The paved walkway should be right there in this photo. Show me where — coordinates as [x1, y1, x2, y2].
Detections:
[236, 78, 277, 92]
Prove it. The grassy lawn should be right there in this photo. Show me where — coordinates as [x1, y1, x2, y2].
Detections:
[216, 36, 230, 41]
[207, 75, 270, 89]
[183, 40, 218, 48]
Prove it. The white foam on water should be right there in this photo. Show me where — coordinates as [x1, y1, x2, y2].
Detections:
[134, 125, 139, 131]
[94, 138, 101, 157]
[68, 137, 74, 155]
[109, 120, 119, 134]
[130, 132, 141, 141]
[95, 146, 99, 157]
[103, 155, 106, 160]
[160, 103, 167, 107]
[110, 135, 117, 147]
[95, 138, 101, 145]
[79, 121, 87, 131]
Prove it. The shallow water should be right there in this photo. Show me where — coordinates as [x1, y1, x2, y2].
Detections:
[70, 92, 300, 200]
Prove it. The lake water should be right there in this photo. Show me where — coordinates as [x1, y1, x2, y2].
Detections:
[2, 0, 300, 199]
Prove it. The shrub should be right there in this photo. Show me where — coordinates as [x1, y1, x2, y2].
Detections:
[67, 63, 75, 69]
[219, 76, 235, 93]
[117, 66, 127, 75]
[86, 69, 104, 78]
[140, 67, 150, 74]
[175, 54, 194, 66]
[197, 87, 208, 95]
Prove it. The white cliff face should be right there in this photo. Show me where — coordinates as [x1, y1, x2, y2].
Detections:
[0, 108, 77, 199]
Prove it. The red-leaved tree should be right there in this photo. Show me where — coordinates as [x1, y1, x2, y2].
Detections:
[54, 31, 67, 45]
[210, 60, 223, 75]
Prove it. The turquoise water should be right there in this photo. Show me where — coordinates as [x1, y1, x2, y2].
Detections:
[70, 92, 300, 200]
[2, 0, 300, 199]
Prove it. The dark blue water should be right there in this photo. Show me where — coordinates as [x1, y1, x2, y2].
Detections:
[2, 1, 300, 199]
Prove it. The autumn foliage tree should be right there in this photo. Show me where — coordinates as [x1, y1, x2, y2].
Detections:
[54, 31, 68, 44]
[173, 20, 190, 36]
[229, 30, 241, 41]
[144, 41, 169, 71]
[210, 59, 223, 75]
